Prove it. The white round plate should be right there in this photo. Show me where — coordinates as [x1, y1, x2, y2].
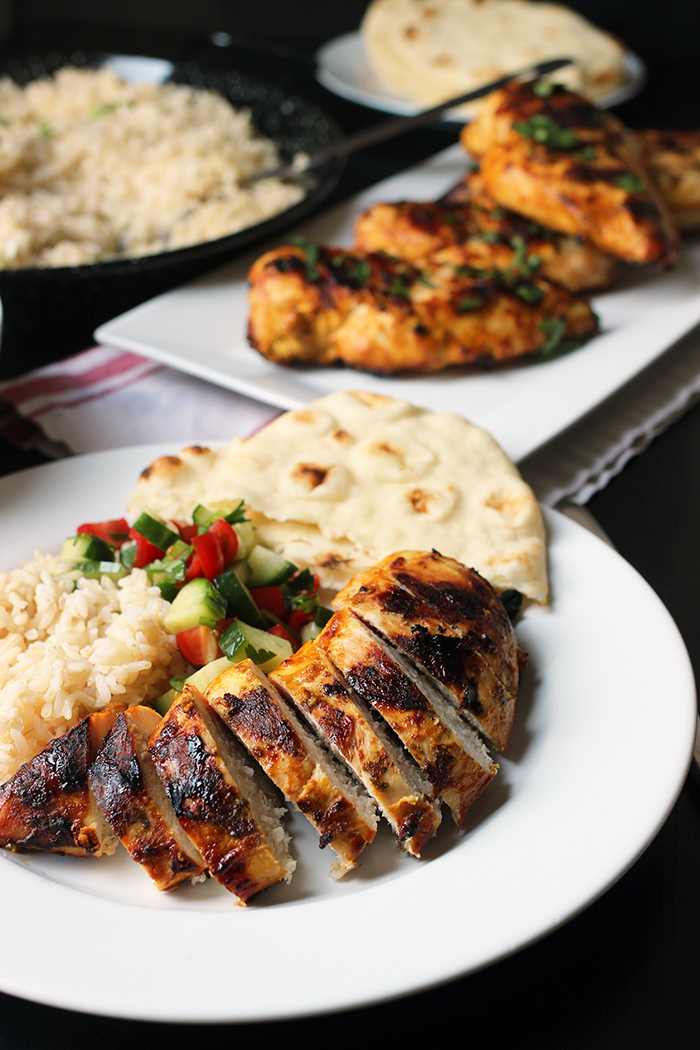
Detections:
[315, 31, 647, 119]
[0, 444, 695, 1023]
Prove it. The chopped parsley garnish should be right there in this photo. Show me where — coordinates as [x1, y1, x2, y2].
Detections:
[284, 568, 316, 594]
[615, 174, 646, 193]
[418, 270, 436, 287]
[532, 80, 564, 98]
[245, 644, 277, 664]
[289, 234, 321, 282]
[476, 230, 500, 244]
[515, 282, 544, 305]
[348, 259, 372, 284]
[577, 146, 598, 161]
[389, 275, 411, 298]
[170, 676, 187, 693]
[91, 99, 135, 117]
[538, 317, 567, 355]
[38, 120, 52, 139]
[509, 235, 529, 272]
[457, 297, 483, 312]
[513, 114, 580, 151]
[442, 210, 463, 225]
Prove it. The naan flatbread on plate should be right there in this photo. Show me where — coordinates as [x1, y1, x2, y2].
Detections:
[127, 390, 547, 603]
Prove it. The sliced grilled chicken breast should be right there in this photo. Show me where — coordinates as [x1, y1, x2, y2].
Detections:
[339, 549, 524, 701]
[247, 243, 598, 372]
[270, 642, 441, 857]
[0, 704, 124, 857]
[462, 80, 680, 267]
[148, 686, 295, 902]
[354, 194, 618, 293]
[333, 563, 517, 751]
[204, 661, 377, 877]
[318, 609, 496, 827]
[90, 705, 207, 891]
[440, 170, 621, 292]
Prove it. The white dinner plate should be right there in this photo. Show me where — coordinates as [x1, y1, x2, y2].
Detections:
[314, 31, 647, 118]
[0, 445, 695, 1022]
[96, 144, 700, 465]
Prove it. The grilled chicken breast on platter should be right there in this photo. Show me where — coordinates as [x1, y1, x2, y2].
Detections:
[247, 243, 598, 372]
[461, 80, 680, 267]
[89, 705, 206, 891]
[635, 129, 700, 233]
[354, 188, 619, 293]
[0, 704, 124, 857]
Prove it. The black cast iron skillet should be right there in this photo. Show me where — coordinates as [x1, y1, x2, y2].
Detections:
[0, 50, 345, 378]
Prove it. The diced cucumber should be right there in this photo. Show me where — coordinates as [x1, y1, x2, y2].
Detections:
[192, 501, 247, 528]
[73, 559, 127, 581]
[300, 620, 323, 644]
[62, 533, 116, 563]
[163, 578, 227, 634]
[232, 520, 256, 560]
[185, 655, 235, 691]
[214, 569, 265, 628]
[152, 690, 175, 716]
[219, 620, 293, 672]
[231, 560, 251, 587]
[246, 545, 298, 587]
[131, 510, 179, 553]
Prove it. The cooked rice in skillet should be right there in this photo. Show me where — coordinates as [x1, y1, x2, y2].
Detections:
[0, 553, 186, 782]
[0, 65, 305, 268]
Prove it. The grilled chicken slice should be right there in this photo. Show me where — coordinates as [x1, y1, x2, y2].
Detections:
[270, 642, 441, 857]
[148, 686, 295, 902]
[317, 609, 496, 827]
[636, 129, 700, 232]
[354, 193, 618, 293]
[0, 704, 124, 856]
[339, 550, 524, 705]
[333, 563, 517, 751]
[354, 199, 477, 264]
[204, 661, 377, 877]
[247, 243, 598, 372]
[89, 705, 207, 891]
[439, 170, 621, 292]
[461, 80, 680, 267]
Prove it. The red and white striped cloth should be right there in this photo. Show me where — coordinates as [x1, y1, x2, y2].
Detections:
[0, 345, 279, 455]
[1, 334, 700, 507]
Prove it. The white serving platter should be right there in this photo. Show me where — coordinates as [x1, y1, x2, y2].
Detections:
[0, 444, 695, 1022]
[97, 144, 700, 464]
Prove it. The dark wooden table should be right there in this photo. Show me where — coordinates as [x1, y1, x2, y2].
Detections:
[0, 21, 699, 1050]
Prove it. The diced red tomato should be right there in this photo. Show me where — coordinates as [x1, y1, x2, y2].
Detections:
[192, 532, 225, 580]
[184, 553, 204, 583]
[78, 518, 131, 548]
[267, 623, 299, 650]
[288, 607, 315, 631]
[176, 625, 222, 667]
[209, 518, 239, 565]
[128, 527, 164, 568]
[176, 522, 199, 543]
[216, 617, 236, 633]
[250, 585, 287, 621]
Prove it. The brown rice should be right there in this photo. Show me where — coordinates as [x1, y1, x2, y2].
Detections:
[0, 65, 306, 268]
[0, 553, 187, 782]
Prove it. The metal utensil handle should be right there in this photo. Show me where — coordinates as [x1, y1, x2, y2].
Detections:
[250, 55, 572, 183]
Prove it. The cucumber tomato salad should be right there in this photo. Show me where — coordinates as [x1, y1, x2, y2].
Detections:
[62, 503, 332, 713]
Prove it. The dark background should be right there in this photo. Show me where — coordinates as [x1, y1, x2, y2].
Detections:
[0, 2, 700, 1048]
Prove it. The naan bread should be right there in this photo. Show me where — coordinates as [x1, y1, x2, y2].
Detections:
[361, 0, 626, 112]
[127, 391, 547, 602]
